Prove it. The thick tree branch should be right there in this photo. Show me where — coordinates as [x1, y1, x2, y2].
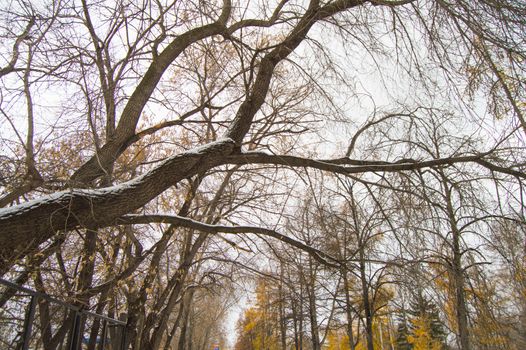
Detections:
[71, 0, 371, 184]
[0, 139, 235, 274]
[70, 2, 232, 185]
[0, 17, 35, 78]
[225, 152, 526, 179]
[225, 0, 365, 145]
[118, 214, 341, 268]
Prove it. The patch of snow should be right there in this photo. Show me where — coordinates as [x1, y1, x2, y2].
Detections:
[183, 138, 234, 155]
[0, 191, 72, 219]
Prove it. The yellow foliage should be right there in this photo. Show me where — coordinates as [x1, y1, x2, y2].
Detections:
[407, 317, 442, 350]
[235, 278, 281, 350]
[326, 329, 351, 350]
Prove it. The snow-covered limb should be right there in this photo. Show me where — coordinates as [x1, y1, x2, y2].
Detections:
[118, 214, 341, 268]
[0, 139, 235, 275]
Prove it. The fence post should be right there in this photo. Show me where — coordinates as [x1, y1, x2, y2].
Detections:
[119, 313, 128, 350]
[70, 311, 82, 350]
[98, 319, 107, 350]
[21, 294, 37, 350]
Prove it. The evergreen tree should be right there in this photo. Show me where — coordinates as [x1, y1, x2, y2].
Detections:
[406, 294, 447, 349]
[409, 295, 447, 342]
[395, 318, 413, 350]
[395, 294, 448, 350]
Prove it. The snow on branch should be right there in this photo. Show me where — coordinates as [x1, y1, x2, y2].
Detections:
[119, 214, 341, 268]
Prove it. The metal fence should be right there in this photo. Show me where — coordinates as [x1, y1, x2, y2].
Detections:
[0, 278, 127, 350]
